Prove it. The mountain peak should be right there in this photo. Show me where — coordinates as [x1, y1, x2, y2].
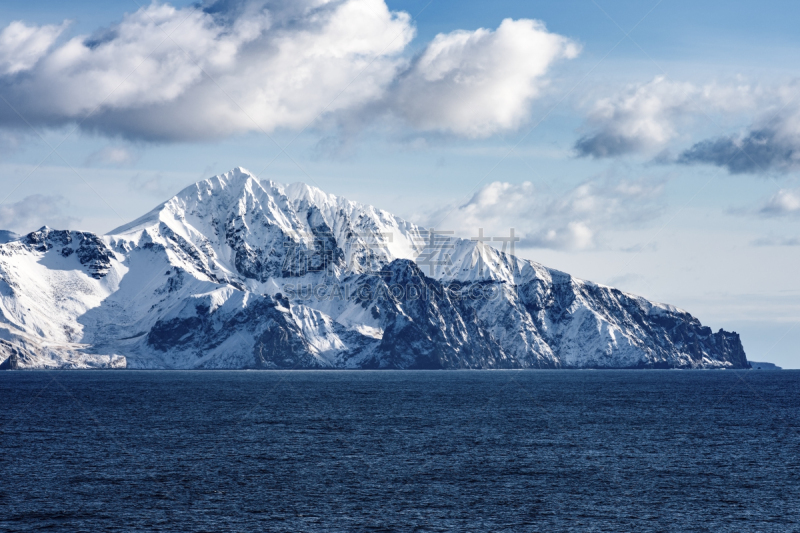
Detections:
[108, 167, 270, 236]
[206, 166, 257, 188]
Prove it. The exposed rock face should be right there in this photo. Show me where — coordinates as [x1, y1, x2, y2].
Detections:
[23, 228, 114, 279]
[0, 167, 748, 369]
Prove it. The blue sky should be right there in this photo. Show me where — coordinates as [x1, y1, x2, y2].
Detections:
[1, 0, 800, 367]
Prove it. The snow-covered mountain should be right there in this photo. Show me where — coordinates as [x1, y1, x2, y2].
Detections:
[0, 168, 748, 369]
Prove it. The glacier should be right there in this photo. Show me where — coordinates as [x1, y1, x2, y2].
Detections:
[0, 167, 748, 369]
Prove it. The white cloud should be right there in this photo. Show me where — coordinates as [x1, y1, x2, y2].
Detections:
[448, 180, 536, 229]
[527, 221, 594, 250]
[678, 88, 800, 174]
[759, 188, 800, 216]
[391, 18, 580, 137]
[576, 76, 800, 174]
[0, 195, 78, 233]
[0, 0, 413, 140]
[575, 76, 759, 158]
[0, 3, 577, 142]
[0, 20, 66, 75]
[426, 177, 664, 251]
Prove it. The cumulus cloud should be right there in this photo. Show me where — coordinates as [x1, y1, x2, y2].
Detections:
[575, 76, 758, 159]
[0, 195, 78, 233]
[446, 180, 536, 230]
[0, 0, 412, 140]
[757, 188, 800, 216]
[0, 1, 577, 142]
[677, 98, 800, 174]
[678, 128, 799, 174]
[390, 18, 580, 138]
[0, 20, 66, 75]
[427, 177, 664, 251]
[575, 75, 800, 175]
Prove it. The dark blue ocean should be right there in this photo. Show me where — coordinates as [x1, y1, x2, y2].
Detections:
[1, 370, 798, 532]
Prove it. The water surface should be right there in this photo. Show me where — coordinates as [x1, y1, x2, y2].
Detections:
[1, 370, 798, 531]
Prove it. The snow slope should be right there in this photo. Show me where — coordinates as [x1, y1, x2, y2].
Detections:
[0, 168, 748, 369]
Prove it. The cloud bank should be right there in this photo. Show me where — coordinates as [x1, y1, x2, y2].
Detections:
[0, 195, 78, 233]
[427, 177, 664, 251]
[575, 76, 800, 176]
[750, 236, 800, 247]
[677, 99, 800, 174]
[677, 128, 800, 174]
[575, 77, 757, 159]
[0, 0, 578, 142]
